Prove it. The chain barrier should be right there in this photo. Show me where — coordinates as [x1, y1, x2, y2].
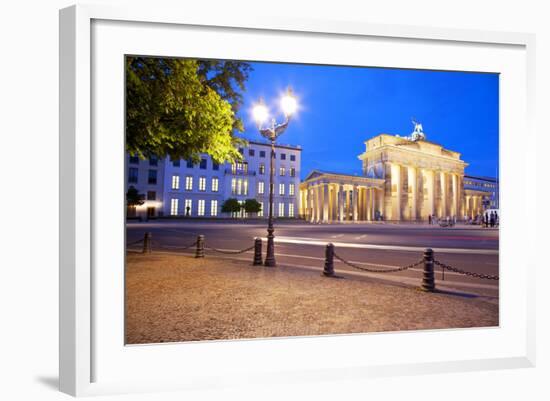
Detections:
[179, 240, 198, 250]
[333, 252, 424, 273]
[126, 238, 145, 246]
[152, 239, 198, 250]
[433, 260, 499, 280]
[127, 233, 255, 255]
[205, 244, 256, 255]
[129, 233, 498, 283]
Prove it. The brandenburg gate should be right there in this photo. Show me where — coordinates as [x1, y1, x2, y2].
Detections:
[299, 130, 488, 223]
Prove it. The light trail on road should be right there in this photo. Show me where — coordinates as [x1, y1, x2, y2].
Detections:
[268, 236, 499, 255]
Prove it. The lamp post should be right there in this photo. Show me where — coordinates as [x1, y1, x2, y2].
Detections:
[252, 88, 297, 267]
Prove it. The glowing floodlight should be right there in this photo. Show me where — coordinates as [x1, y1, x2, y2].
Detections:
[252, 100, 269, 124]
[280, 88, 297, 116]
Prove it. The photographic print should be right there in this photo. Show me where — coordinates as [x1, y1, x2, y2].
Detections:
[124, 56, 499, 345]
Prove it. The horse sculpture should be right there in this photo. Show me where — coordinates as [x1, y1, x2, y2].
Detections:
[410, 119, 426, 141]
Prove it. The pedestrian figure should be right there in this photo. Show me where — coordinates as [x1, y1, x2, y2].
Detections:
[428, 214, 432, 225]
[186, 205, 191, 217]
[490, 211, 495, 227]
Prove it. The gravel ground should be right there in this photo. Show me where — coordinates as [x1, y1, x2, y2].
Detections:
[125, 253, 499, 344]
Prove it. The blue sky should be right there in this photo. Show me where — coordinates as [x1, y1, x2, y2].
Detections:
[237, 61, 499, 180]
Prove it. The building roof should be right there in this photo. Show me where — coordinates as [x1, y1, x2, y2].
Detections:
[464, 174, 498, 183]
[245, 139, 302, 152]
[302, 169, 383, 184]
[304, 169, 362, 179]
[374, 133, 444, 148]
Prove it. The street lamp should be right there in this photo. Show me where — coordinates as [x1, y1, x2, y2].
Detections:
[252, 87, 297, 267]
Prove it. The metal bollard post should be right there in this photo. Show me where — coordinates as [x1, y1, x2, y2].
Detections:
[253, 237, 263, 265]
[421, 248, 435, 292]
[142, 232, 152, 254]
[322, 243, 335, 277]
[195, 235, 205, 258]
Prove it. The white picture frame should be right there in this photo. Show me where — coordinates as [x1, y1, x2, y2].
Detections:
[59, 4, 536, 397]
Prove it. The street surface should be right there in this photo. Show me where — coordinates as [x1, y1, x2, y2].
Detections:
[127, 220, 499, 302]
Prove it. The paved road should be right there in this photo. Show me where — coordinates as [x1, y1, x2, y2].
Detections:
[127, 220, 499, 302]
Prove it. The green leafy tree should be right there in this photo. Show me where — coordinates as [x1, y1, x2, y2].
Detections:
[126, 56, 251, 163]
[243, 199, 262, 215]
[221, 198, 242, 216]
[126, 186, 145, 207]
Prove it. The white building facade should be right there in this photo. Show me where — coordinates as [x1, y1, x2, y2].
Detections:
[126, 154, 165, 219]
[126, 140, 301, 219]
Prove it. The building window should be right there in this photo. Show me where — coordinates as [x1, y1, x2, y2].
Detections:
[171, 175, 180, 190]
[210, 200, 218, 216]
[172, 159, 180, 167]
[170, 198, 179, 216]
[185, 176, 193, 191]
[260, 150, 266, 158]
[258, 202, 264, 217]
[231, 178, 248, 195]
[199, 158, 207, 169]
[184, 199, 192, 216]
[289, 203, 295, 217]
[128, 167, 138, 183]
[290, 167, 296, 177]
[289, 183, 295, 196]
[147, 191, 156, 200]
[290, 154, 296, 162]
[238, 200, 247, 218]
[259, 163, 265, 175]
[149, 155, 158, 166]
[213, 162, 219, 171]
[279, 183, 285, 195]
[279, 167, 285, 176]
[239, 148, 244, 155]
[258, 181, 265, 195]
[211, 177, 219, 192]
[127, 205, 137, 217]
[249, 149, 255, 157]
[129, 155, 139, 164]
[199, 177, 206, 191]
[233, 162, 248, 174]
[186, 159, 194, 168]
[148, 169, 157, 185]
[280, 153, 286, 160]
[278, 203, 285, 217]
[198, 200, 205, 216]
[237, 179, 242, 195]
